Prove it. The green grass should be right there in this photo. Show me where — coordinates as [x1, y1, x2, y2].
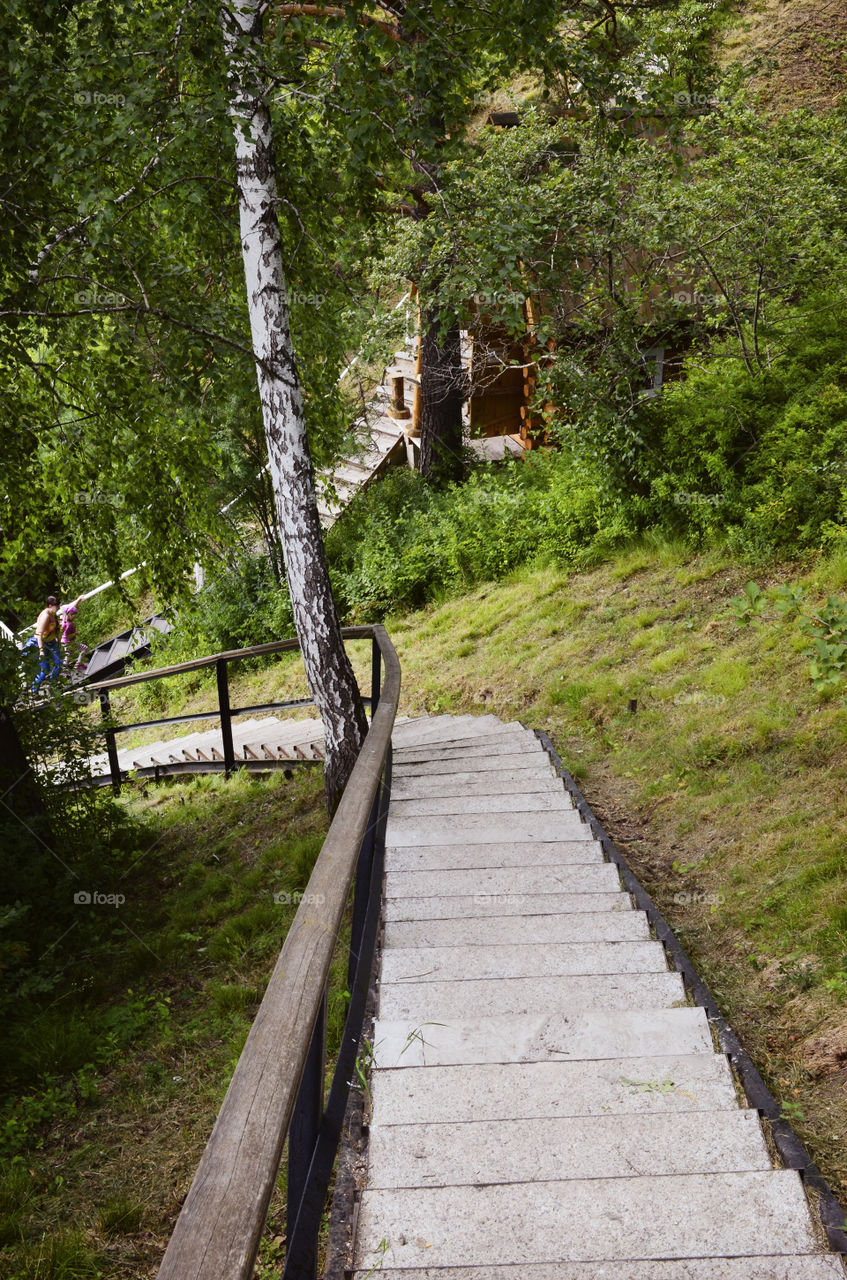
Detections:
[96, 1197, 144, 1239]
[0, 767, 330, 1279]
[376, 545, 847, 1200]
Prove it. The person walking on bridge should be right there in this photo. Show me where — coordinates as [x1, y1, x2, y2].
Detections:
[29, 596, 62, 692]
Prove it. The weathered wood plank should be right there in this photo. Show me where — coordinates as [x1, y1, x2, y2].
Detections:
[156, 627, 399, 1280]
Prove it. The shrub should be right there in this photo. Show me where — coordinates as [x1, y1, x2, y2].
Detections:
[326, 451, 632, 619]
[635, 294, 847, 557]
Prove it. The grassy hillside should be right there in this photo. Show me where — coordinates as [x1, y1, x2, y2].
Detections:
[100, 540, 847, 1206]
[383, 543, 847, 1201]
[719, 0, 847, 111]
[0, 769, 331, 1280]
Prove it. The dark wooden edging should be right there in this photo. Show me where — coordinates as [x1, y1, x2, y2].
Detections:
[155, 626, 400, 1280]
[534, 728, 847, 1257]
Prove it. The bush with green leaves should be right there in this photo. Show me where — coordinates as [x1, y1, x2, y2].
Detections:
[325, 451, 634, 619]
[637, 294, 847, 556]
[128, 551, 296, 715]
[798, 598, 847, 693]
[728, 582, 768, 626]
[376, 100, 847, 561]
[0, 642, 144, 1088]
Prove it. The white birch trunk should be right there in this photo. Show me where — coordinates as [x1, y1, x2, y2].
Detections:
[222, 0, 367, 810]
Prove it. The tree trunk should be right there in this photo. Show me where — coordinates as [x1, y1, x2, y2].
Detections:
[222, 0, 367, 813]
[418, 308, 465, 486]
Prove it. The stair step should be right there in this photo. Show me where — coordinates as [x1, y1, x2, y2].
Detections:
[373, 1006, 713, 1069]
[383, 891, 633, 921]
[387, 790, 572, 818]
[354, 1261, 845, 1280]
[393, 714, 504, 745]
[392, 718, 527, 741]
[392, 735, 544, 765]
[369, 1052, 738, 1125]
[365, 1110, 771, 1189]
[385, 861, 615, 898]
[384, 811, 593, 848]
[354, 1171, 818, 1271]
[377, 970, 685, 1021]
[384, 909, 649, 947]
[334, 461, 370, 485]
[381, 940, 670, 984]
[387, 838, 600, 872]
[392, 750, 554, 779]
[390, 769, 561, 799]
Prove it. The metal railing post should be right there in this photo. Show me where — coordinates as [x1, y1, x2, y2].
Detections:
[99, 689, 121, 795]
[284, 749, 392, 1280]
[216, 659, 236, 777]
[286, 987, 327, 1280]
[348, 637, 383, 987]
[348, 792, 377, 995]
[370, 634, 382, 720]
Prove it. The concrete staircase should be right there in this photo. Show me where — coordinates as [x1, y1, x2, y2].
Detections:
[87, 712, 426, 783]
[350, 713, 845, 1278]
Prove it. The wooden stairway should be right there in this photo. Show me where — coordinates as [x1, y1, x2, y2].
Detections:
[88, 715, 328, 781]
[317, 330, 520, 525]
[349, 713, 846, 1278]
[316, 343, 416, 528]
[86, 713, 411, 783]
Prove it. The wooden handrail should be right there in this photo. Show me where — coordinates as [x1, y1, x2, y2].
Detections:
[87, 625, 377, 692]
[155, 624, 399, 1280]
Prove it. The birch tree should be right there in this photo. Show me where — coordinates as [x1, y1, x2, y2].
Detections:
[222, 0, 366, 809]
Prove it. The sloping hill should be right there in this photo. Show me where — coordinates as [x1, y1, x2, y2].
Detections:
[719, 0, 847, 111]
[380, 547, 847, 1205]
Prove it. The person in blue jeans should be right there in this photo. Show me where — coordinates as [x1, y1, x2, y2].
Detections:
[30, 596, 62, 692]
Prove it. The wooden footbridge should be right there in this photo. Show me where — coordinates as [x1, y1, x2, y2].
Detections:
[79, 628, 846, 1279]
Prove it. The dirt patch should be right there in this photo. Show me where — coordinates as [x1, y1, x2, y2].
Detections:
[802, 1022, 847, 1078]
[719, 0, 847, 111]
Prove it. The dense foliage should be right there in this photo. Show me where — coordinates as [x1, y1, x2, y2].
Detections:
[0, 644, 142, 1096]
[375, 97, 847, 564]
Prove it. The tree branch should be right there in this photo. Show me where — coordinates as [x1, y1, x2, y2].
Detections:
[28, 148, 170, 286]
[0, 305, 260, 368]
